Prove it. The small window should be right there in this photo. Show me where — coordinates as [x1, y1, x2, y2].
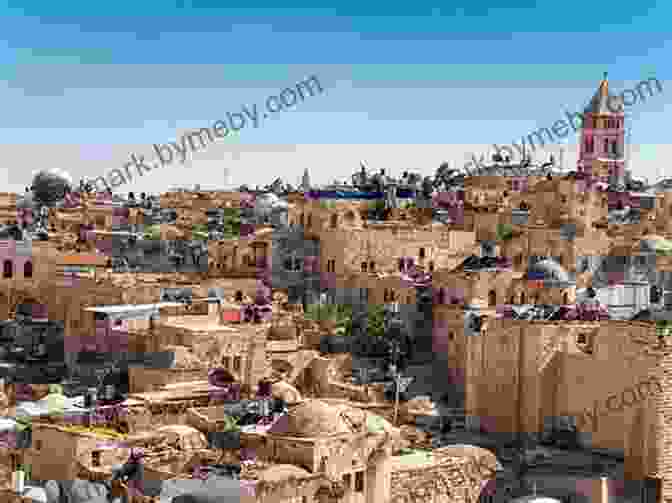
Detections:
[23, 261, 33, 278]
[330, 214, 338, 229]
[35, 440, 42, 450]
[233, 356, 241, 372]
[222, 356, 231, 369]
[361, 262, 368, 273]
[369, 261, 375, 272]
[448, 332, 455, 341]
[429, 261, 434, 272]
[2, 260, 12, 279]
[419, 248, 426, 259]
[355, 471, 364, 492]
[577, 334, 587, 344]
[343, 473, 352, 489]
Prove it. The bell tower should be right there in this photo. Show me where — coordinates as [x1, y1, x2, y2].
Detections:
[578, 73, 626, 187]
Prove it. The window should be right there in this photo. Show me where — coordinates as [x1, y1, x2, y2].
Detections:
[369, 261, 375, 272]
[398, 258, 404, 272]
[23, 261, 32, 278]
[577, 334, 587, 344]
[342, 473, 352, 489]
[222, 356, 231, 369]
[330, 214, 338, 229]
[562, 292, 569, 304]
[307, 214, 312, 228]
[355, 471, 364, 492]
[604, 139, 609, 154]
[233, 356, 241, 372]
[429, 261, 434, 272]
[488, 290, 496, 307]
[520, 292, 526, 305]
[361, 262, 368, 273]
[419, 248, 426, 259]
[448, 332, 455, 341]
[2, 260, 12, 279]
[437, 288, 446, 305]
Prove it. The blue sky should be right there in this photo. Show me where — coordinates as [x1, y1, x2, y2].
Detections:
[0, 0, 670, 193]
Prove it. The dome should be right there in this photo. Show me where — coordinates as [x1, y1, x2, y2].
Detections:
[267, 400, 361, 438]
[256, 464, 310, 483]
[31, 168, 73, 204]
[525, 259, 571, 283]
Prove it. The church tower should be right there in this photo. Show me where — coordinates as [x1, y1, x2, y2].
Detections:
[301, 168, 311, 192]
[578, 73, 626, 188]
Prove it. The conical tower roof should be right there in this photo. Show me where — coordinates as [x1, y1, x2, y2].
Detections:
[583, 72, 623, 116]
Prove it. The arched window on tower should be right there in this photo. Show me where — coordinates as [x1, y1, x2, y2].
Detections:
[488, 290, 496, 307]
[2, 260, 12, 279]
[23, 261, 33, 279]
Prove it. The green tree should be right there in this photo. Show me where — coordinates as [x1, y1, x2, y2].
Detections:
[367, 304, 386, 337]
[143, 224, 161, 240]
[496, 223, 514, 241]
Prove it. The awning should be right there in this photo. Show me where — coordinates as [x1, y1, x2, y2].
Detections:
[84, 302, 183, 321]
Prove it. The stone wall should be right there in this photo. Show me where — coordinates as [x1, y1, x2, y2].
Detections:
[389, 455, 493, 503]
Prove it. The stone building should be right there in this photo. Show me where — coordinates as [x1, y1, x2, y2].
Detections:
[242, 399, 498, 503]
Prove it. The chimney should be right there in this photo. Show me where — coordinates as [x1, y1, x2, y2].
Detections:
[591, 476, 609, 503]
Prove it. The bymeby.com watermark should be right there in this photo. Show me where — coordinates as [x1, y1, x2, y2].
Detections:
[91, 75, 324, 192]
[568, 375, 662, 433]
[464, 76, 664, 173]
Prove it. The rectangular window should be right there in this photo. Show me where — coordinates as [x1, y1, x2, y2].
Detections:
[342, 473, 352, 489]
[233, 356, 241, 372]
[355, 471, 364, 492]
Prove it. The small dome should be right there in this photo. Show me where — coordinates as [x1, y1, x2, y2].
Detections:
[256, 464, 310, 482]
[268, 399, 361, 438]
[526, 259, 571, 283]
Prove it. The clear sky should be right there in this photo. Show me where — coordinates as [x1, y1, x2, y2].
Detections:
[0, 0, 670, 194]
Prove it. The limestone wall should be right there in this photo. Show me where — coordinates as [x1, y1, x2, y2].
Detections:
[390, 456, 493, 503]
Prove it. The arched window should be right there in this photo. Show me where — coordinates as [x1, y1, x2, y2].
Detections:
[398, 258, 404, 272]
[429, 261, 434, 272]
[330, 214, 338, 229]
[369, 261, 375, 272]
[520, 292, 526, 305]
[361, 262, 368, 273]
[562, 292, 569, 305]
[2, 260, 12, 279]
[23, 261, 33, 279]
[488, 290, 496, 307]
[509, 295, 515, 305]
